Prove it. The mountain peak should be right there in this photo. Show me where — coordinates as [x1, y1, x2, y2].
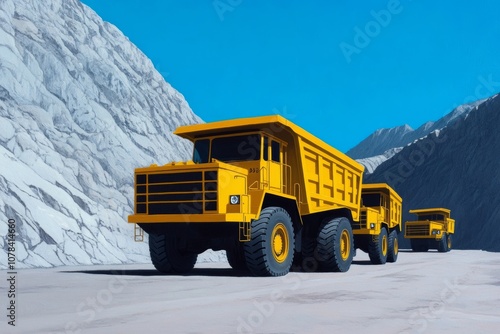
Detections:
[347, 97, 491, 169]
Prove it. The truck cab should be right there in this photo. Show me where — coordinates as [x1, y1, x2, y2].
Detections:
[404, 208, 455, 252]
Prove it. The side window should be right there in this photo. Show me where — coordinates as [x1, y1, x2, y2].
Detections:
[263, 137, 269, 161]
[381, 195, 387, 208]
[193, 139, 210, 163]
[271, 141, 280, 162]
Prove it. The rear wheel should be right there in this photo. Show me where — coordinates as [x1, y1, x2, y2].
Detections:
[387, 230, 399, 263]
[437, 233, 448, 253]
[368, 227, 388, 264]
[411, 239, 429, 252]
[300, 237, 318, 272]
[316, 217, 354, 272]
[149, 232, 197, 274]
[244, 207, 295, 277]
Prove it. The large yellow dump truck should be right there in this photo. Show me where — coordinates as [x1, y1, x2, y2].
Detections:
[353, 183, 402, 264]
[404, 208, 455, 252]
[128, 115, 364, 276]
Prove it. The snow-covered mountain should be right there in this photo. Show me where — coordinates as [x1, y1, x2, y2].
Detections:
[348, 100, 486, 173]
[365, 93, 500, 251]
[0, 0, 227, 268]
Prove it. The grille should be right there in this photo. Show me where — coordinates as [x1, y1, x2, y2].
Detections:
[405, 224, 430, 236]
[135, 171, 218, 214]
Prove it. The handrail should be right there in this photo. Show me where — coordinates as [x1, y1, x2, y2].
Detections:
[260, 166, 268, 189]
[282, 163, 292, 195]
[249, 180, 259, 190]
[294, 183, 303, 204]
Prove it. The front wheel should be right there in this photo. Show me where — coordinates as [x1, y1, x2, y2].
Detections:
[387, 230, 399, 263]
[447, 234, 452, 252]
[437, 233, 449, 253]
[244, 207, 295, 277]
[368, 227, 388, 264]
[149, 232, 197, 274]
[226, 242, 247, 271]
[316, 217, 354, 272]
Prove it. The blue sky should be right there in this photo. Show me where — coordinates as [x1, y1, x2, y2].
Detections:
[81, 0, 500, 152]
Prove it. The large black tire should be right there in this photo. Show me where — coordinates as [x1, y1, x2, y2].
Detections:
[300, 236, 318, 272]
[447, 234, 452, 252]
[244, 207, 295, 277]
[368, 227, 388, 264]
[316, 217, 354, 272]
[411, 239, 429, 252]
[149, 232, 197, 274]
[226, 242, 248, 271]
[437, 234, 448, 253]
[387, 230, 399, 263]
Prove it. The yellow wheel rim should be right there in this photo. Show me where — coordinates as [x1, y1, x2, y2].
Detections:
[382, 234, 388, 256]
[394, 237, 399, 255]
[340, 229, 350, 261]
[271, 223, 289, 263]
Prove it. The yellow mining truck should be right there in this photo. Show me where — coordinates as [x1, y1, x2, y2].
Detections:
[404, 208, 455, 252]
[352, 183, 402, 264]
[128, 115, 365, 276]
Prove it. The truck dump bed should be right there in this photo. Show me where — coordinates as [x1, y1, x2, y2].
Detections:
[174, 115, 364, 221]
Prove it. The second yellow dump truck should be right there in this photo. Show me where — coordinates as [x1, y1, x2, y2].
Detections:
[404, 208, 455, 252]
[129, 115, 368, 276]
[353, 183, 402, 264]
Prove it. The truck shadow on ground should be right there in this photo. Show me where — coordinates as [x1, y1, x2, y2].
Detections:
[59, 268, 253, 277]
[60, 256, 415, 277]
[351, 260, 373, 265]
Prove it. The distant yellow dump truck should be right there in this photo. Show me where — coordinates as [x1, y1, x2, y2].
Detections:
[404, 208, 455, 252]
[129, 115, 366, 276]
[353, 183, 402, 264]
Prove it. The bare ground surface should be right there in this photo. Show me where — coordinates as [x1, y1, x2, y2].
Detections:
[1, 250, 500, 334]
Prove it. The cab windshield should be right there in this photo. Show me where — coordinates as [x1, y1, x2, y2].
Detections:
[362, 193, 381, 207]
[193, 134, 261, 163]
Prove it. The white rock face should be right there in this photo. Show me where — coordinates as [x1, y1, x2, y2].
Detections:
[365, 94, 500, 251]
[356, 147, 402, 174]
[348, 100, 486, 174]
[0, 0, 227, 268]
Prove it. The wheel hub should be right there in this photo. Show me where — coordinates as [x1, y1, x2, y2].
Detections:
[340, 229, 350, 261]
[382, 234, 388, 256]
[271, 223, 289, 263]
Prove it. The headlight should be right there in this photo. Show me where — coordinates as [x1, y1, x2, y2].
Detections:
[230, 195, 240, 205]
[432, 230, 441, 235]
[370, 223, 375, 229]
